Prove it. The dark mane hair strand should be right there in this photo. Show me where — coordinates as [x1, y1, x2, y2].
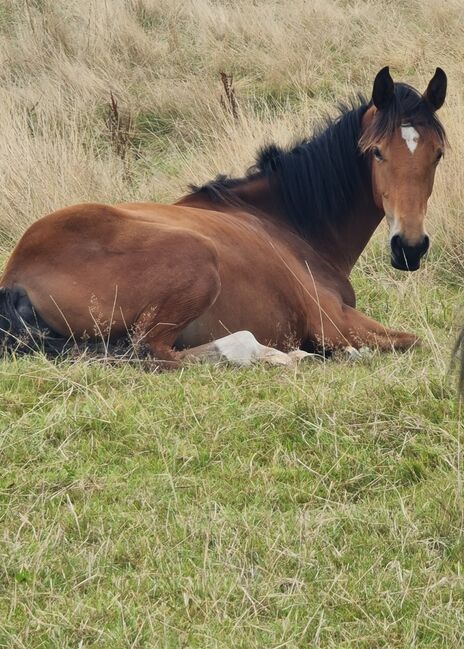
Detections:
[190, 82, 447, 240]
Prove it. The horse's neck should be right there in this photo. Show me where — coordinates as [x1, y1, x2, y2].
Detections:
[175, 177, 284, 222]
[177, 175, 384, 276]
[322, 193, 384, 275]
[230, 176, 384, 276]
[231, 176, 280, 216]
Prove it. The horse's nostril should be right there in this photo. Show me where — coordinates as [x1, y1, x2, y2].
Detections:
[390, 232, 430, 271]
[391, 234, 429, 257]
[390, 234, 402, 255]
[421, 234, 430, 255]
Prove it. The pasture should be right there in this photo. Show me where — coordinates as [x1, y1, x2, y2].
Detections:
[0, 1, 463, 646]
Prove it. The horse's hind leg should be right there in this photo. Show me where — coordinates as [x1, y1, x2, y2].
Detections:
[177, 331, 314, 366]
[131, 264, 221, 368]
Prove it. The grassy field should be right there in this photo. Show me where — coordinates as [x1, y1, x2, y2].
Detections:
[1, 1, 464, 646]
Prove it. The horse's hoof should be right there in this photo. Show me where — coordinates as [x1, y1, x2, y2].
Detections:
[359, 346, 373, 357]
[343, 345, 362, 360]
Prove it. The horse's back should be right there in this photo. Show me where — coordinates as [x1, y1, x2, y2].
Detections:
[1, 202, 223, 337]
[0, 200, 320, 347]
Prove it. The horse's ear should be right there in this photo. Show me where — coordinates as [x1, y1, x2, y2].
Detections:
[372, 66, 394, 110]
[423, 67, 447, 111]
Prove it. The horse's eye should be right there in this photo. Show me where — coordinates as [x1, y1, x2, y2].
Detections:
[372, 146, 383, 162]
[435, 150, 444, 164]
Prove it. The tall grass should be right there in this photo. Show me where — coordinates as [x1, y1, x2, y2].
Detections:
[0, 0, 463, 249]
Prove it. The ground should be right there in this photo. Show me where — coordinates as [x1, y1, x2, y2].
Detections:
[0, 1, 463, 647]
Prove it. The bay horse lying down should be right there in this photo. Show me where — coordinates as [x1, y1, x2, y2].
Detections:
[0, 67, 447, 367]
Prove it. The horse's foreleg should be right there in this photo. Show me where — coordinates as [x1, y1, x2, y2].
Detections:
[341, 305, 419, 351]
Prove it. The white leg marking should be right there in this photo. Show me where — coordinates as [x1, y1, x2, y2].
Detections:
[400, 125, 419, 154]
[181, 331, 314, 367]
[214, 331, 262, 365]
[343, 345, 361, 360]
[342, 345, 373, 361]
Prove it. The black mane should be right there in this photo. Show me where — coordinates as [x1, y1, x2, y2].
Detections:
[190, 83, 446, 239]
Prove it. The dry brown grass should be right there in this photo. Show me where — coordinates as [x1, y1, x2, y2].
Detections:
[0, 0, 463, 250]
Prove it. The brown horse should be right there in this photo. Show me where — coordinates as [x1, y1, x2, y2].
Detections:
[0, 67, 447, 366]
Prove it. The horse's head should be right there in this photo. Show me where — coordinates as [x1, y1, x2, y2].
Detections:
[360, 67, 447, 271]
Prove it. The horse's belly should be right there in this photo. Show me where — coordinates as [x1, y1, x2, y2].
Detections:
[174, 293, 304, 351]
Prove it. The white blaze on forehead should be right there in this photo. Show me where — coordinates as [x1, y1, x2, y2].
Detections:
[400, 125, 420, 154]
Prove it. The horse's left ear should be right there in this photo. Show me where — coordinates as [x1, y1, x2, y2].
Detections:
[372, 66, 395, 110]
[423, 67, 447, 111]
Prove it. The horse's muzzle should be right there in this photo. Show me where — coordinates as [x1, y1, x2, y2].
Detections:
[390, 234, 430, 271]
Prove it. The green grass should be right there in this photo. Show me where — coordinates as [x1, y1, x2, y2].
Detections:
[1, 264, 463, 647]
[1, 126, 463, 649]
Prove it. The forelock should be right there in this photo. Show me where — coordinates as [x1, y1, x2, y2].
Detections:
[359, 83, 447, 153]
